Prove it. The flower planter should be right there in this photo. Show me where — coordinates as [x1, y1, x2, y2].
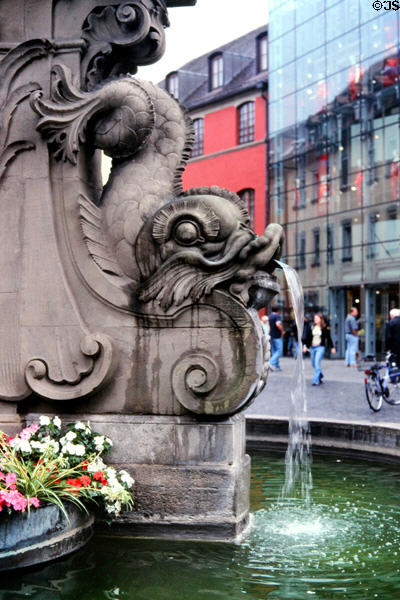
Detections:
[0, 503, 94, 571]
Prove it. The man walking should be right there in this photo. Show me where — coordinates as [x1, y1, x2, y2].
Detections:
[344, 306, 359, 367]
[269, 305, 285, 371]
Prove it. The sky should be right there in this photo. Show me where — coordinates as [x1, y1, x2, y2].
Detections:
[138, 0, 268, 83]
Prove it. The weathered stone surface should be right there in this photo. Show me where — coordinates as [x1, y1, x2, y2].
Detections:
[2, 0, 282, 540]
[28, 413, 250, 540]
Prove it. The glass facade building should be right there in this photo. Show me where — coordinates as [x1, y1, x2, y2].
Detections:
[269, 0, 400, 357]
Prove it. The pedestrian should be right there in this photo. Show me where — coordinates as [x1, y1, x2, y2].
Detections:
[386, 308, 400, 366]
[268, 305, 285, 371]
[344, 306, 359, 367]
[303, 313, 336, 386]
[288, 318, 297, 358]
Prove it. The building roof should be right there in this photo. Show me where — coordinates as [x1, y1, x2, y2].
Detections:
[160, 24, 268, 109]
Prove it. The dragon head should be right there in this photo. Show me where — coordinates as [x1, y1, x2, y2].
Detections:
[136, 186, 283, 311]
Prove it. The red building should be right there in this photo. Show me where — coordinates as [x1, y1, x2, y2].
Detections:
[160, 26, 268, 236]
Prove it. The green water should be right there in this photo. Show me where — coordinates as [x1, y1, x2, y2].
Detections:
[2, 451, 400, 600]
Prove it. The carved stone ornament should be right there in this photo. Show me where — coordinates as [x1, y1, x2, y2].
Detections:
[0, 0, 282, 416]
[81, 1, 169, 90]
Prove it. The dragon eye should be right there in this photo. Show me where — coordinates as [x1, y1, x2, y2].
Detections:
[173, 221, 204, 246]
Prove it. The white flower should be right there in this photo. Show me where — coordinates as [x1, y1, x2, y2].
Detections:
[42, 439, 60, 455]
[52, 416, 62, 429]
[16, 438, 32, 453]
[119, 470, 134, 488]
[105, 467, 120, 488]
[30, 440, 43, 450]
[105, 437, 113, 447]
[74, 421, 91, 433]
[39, 416, 50, 426]
[61, 441, 74, 455]
[100, 484, 131, 516]
[74, 444, 86, 456]
[94, 435, 105, 451]
[65, 431, 77, 442]
[87, 457, 106, 473]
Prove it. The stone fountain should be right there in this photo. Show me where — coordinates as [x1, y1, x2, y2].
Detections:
[0, 0, 282, 541]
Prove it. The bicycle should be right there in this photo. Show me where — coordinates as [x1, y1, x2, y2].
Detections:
[364, 352, 400, 412]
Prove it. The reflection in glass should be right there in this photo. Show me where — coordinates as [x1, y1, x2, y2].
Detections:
[268, 1, 400, 324]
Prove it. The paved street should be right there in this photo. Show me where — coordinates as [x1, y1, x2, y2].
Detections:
[245, 356, 400, 426]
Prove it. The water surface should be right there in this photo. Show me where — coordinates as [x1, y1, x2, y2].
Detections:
[2, 451, 400, 600]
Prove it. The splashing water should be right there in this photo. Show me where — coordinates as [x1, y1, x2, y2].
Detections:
[274, 260, 312, 505]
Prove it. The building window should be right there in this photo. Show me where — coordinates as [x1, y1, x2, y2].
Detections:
[296, 232, 306, 270]
[238, 102, 255, 144]
[273, 161, 285, 216]
[238, 189, 255, 229]
[191, 118, 204, 158]
[312, 228, 320, 266]
[167, 72, 179, 98]
[258, 34, 268, 72]
[304, 290, 319, 311]
[327, 224, 334, 264]
[210, 54, 223, 90]
[339, 122, 350, 190]
[366, 213, 377, 259]
[295, 154, 306, 208]
[342, 221, 352, 262]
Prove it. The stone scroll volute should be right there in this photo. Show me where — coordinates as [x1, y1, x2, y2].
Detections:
[0, 0, 282, 417]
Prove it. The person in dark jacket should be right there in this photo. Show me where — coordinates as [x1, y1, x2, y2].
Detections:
[303, 313, 336, 386]
[386, 308, 400, 365]
[290, 316, 311, 358]
[269, 305, 285, 371]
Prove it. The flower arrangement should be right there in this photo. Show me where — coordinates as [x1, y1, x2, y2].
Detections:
[0, 416, 134, 518]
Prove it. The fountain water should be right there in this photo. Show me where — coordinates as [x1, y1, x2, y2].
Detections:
[4, 452, 400, 599]
[274, 260, 312, 504]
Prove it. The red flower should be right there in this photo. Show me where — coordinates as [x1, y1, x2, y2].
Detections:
[65, 478, 82, 488]
[79, 475, 91, 487]
[82, 461, 88, 471]
[101, 478, 107, 486]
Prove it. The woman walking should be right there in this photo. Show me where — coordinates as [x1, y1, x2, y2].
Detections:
[303, 313, 336, 386]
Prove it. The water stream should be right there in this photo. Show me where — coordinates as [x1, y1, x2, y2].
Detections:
[274, 260, 312, 504]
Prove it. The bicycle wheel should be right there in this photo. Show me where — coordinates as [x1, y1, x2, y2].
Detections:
[365, 376, 383, 411]
[385, 381, 400, 405]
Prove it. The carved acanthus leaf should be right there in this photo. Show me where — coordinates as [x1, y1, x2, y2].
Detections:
[0, 39, 51, 101]
[31, 64, 154, 164]
[81, 1, 169, 90]
[0, 40, 51, 182]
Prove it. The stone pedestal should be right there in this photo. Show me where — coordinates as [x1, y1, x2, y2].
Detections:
[28, 413, 250, 542]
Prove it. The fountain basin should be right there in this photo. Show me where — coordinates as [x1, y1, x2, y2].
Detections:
[246, 416, 400, 460]
[0, 503, 94, 572]
[2, 449, 400, 599]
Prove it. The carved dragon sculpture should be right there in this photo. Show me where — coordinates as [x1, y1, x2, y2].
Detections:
[0, 0, 282, 414]
[31, 65, 283, 313]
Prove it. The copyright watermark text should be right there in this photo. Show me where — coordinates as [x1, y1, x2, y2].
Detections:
[372, 0, 400, 10]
